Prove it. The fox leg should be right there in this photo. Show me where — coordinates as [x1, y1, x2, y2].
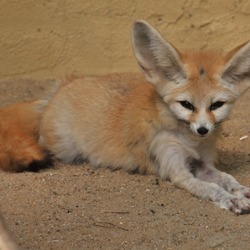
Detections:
[191, 161, 250, 199]
[150, 132, 250, 214]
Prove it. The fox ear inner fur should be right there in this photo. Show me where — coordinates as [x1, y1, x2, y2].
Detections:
[221, 41, 250, 96]
[132, 20, 187, 85]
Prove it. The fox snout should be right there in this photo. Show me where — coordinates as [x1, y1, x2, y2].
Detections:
[189, 122, 213, 137]
[196, 126, 209, 136]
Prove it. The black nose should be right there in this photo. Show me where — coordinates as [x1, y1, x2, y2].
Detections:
[197, 127, 209, 136]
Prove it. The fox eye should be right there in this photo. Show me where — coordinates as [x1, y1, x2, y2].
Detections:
[210, 101, 225, 111]
[179, 101, 195, 111]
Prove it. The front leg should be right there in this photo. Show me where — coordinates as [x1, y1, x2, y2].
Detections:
[193, 162, 250, 198]
[196, 145, 250, 198]
[150, 132, 250, 214]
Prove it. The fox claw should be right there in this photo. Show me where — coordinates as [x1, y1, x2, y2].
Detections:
[228, 197, 250, 214]
[216, 194, 250, 214]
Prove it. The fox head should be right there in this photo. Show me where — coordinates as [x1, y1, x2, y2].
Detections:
[132, 20, 250, 137]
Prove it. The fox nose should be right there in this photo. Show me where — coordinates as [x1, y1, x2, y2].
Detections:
[197, 127, 209, 136]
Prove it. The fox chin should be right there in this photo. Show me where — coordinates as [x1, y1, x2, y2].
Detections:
[1, 20, 250, 214]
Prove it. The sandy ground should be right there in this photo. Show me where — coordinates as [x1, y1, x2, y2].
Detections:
[0, 78, 249, 250]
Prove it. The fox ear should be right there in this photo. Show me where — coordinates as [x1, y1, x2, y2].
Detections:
[132, 20, 187, 85]
[221, 41, 250, 96]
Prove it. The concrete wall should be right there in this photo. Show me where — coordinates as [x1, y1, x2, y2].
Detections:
[0, 0, 250, 79]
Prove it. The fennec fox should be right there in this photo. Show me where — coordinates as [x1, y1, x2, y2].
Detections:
[2, 20, 250, 213]
[39, 20, 250, 213]
[0, 100, 50, 172]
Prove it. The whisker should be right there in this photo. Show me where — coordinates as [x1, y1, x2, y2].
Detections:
[214, 117, 231, 127]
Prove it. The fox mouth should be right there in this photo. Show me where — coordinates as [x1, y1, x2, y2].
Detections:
[197, 133, 208, 138]
[178, 119, 198, 135]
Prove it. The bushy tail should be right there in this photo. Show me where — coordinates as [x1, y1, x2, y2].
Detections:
[0, 99, 52, 172]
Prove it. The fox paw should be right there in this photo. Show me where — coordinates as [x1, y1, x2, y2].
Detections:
[232, 187, 250, 199]
[217, 196, 250, 214]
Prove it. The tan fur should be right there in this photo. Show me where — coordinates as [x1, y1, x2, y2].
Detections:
[41, 75, 166, 171]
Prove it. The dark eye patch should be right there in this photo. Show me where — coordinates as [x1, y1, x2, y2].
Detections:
[210, 101, 225, 111]
[179, 101, 195, 111]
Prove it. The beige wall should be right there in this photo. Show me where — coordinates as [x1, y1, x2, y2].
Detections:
[0, 0, 250, 79]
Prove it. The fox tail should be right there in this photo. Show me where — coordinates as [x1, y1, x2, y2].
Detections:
[0, 81, 60, 172]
